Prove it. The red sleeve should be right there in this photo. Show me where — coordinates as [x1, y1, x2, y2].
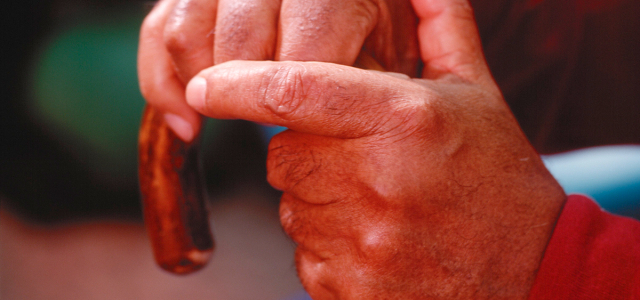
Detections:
[528, 194, 640, 299]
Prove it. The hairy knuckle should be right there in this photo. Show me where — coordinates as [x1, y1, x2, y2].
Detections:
[267, 139, 319, 192]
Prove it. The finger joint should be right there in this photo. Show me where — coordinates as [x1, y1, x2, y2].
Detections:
[261, 63, 313, 120]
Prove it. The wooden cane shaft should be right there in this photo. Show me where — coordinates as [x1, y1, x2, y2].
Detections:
[138, 106, 213, 274]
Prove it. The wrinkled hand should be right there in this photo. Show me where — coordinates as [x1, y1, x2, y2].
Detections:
[137, 0, 419, 142]
[179, 0, 566, 298]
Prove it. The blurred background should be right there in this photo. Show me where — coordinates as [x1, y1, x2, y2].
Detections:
[1, 0, 639, 299]
[1, 1, 302, 299]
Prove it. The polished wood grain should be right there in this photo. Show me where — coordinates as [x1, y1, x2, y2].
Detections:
[138, 106, 213, 274]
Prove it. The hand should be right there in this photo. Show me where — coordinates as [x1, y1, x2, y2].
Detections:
[181, 0, 566, 298]
[137, 0, 420, 142]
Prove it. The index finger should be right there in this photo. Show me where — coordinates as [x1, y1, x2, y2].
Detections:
[185, 60, 429, 138]
[277, 0, 421, 75]
[277, 0, 379, 66]
[138, 0, 202, 141]
[163, 0, 218, 83]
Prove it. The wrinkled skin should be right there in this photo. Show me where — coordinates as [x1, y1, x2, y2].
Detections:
[139, 0, 567, 298]
[138, 0, 419, 141]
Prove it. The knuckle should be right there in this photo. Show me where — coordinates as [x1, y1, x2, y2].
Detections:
[163, 24, 191, 57]
[214, 2, 276, 61]
[261, 63, 313, 120]
[355, 219, 404, 264]
[266, 137, 319, 192]
[371, 94, 427, 136]
[215, 4, 252, 48]
[289, 0, 378, 31]
[278, 197, 297, 237]
[395, 97, 428, 127]
[266, 138, 287, 190]
[351, 0, 379, 30]
[384, 83, 447, 134]
[278, 195, 309, 243]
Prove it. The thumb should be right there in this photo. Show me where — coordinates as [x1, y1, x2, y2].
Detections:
[411, 0, 492, 85]
[185, 60, 426, 138]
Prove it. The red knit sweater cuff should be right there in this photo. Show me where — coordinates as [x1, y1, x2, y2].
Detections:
[528, 194, 640, 299]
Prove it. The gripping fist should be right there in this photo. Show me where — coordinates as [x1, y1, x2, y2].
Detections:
[137, 0, 419, 142]
[180, 0, 566, 298]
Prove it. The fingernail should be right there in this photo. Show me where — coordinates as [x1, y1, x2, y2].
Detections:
[186, 76, 207, 112]
[164, 113, 194, 142]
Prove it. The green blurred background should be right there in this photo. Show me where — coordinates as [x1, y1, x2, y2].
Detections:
[1, 0, 276, 223]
